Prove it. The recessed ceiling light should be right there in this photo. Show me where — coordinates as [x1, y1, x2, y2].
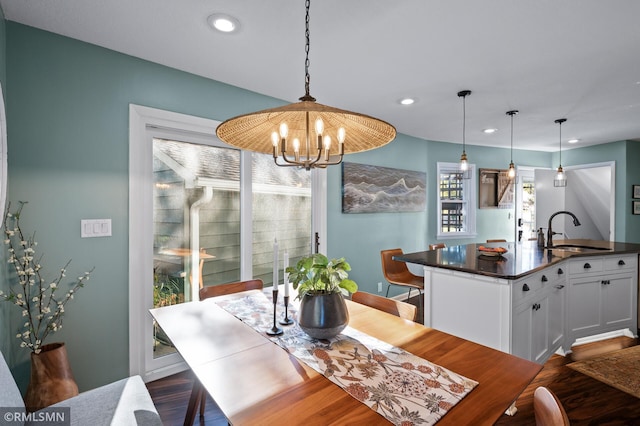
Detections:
[568, 138, 579, 144]
[207, 13, 240, 33]
[399, 98, 415, 105]
[483, 128, 498, 134]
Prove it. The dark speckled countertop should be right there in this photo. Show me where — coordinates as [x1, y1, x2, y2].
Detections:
[394, 239, 640, 280]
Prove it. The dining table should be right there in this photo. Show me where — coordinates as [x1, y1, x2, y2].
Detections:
[150, 289, 542, 425]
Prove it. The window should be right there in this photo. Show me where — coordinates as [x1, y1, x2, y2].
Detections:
[129, 105, 325, 381]
[436, 162, 476, 239]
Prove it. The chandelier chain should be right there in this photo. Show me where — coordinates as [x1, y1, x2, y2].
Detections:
[304, 0, 311, 97]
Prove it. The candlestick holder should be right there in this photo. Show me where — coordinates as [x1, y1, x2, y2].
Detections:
[279, 295, 294, 325]
[267, 288, 283, 336]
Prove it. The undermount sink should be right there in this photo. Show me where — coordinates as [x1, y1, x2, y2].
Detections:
[549, 244, 612, 252]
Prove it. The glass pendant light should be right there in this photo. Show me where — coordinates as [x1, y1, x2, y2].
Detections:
[553, 118, 567, 187]
[458, 90, 471, 179]
[506, 110, 518, 179]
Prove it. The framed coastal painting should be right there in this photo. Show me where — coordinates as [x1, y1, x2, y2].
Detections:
[634, 201, 640, 215]
[341, 162, 426, 213]
[633, 185, 640, 199]
[479, 168, 514, 209]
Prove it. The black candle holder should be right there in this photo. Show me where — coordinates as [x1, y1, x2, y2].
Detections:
[266, 288, 283, 336]
[279, 295, 294, 325]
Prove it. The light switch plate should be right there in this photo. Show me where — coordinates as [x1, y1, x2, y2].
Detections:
[81, 219, 112, 238]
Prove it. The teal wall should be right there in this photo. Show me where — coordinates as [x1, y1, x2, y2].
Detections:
[2, 20, 636, 391]
[624, 142, 640, 243]
[4, 22, 284, 391]
[326, 138, 551, 296]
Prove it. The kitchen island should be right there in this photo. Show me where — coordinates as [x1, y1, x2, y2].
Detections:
[395, 240, 640, 363]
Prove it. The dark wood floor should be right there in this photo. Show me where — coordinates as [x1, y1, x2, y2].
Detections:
[147, 294, 640, 425]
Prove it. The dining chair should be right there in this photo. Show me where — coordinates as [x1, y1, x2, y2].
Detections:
[533, 386, 570, 426]
[352, 291, 417, 321]
[487, 239, 507, 243]
[428, 243, 446, 250]
[186, 279, 264, 425]
[380, 248, 423, 313]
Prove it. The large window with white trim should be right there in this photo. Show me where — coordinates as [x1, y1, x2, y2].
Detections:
[129, 105, 324, 381]
[436, 162, 476, 239]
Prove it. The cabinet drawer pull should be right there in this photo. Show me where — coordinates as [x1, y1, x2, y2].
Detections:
[555, 284, 565, 290]
[618, 259, 626, 266]
[558, 268, 564, 275]
[522, 283, 530, 292]
[583, 263, 591, 269]
[601, 280, 611, 285]
[541, 275, 548, 282]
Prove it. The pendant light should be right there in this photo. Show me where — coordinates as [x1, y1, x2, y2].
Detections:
[553, 118, 567, 187]
[506, 110, 518, 179]
[458, 90, 471, 179]
[215, 0, 396, 170]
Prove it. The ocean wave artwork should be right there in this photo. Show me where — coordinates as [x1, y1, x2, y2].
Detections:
[342, 162, 426, 213]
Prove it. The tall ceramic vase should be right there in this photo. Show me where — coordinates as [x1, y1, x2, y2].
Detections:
[24, 342, 79, 411]
[298, 292, 349, 339]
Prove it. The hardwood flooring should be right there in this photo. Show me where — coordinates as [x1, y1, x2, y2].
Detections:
[146, 294, 640, 425]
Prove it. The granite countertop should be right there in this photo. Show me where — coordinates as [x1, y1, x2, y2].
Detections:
[394, 239, 640, 280]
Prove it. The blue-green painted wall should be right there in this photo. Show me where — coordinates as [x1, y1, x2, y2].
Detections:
[4, 22, 284, 391]
[327, 138, 551, 297]
[2, 21, 636, 390]
[622, 142, 640, 243]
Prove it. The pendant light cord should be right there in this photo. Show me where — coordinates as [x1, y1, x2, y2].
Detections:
[462, 95, 466, 154]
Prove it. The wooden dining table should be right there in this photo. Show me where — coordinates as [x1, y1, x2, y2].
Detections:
[150, 290, 542, 425]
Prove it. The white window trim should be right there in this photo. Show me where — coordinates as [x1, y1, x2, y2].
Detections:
[129, 104, 327, 381]
[436, 162, 477, 239]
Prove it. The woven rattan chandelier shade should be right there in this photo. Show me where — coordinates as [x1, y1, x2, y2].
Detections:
[215, 0, 395, 169]
[215, 99, 396, 156]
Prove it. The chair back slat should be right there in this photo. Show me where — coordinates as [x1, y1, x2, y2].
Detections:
[199, 279, 264, 301]
[352, 291, 417, 321]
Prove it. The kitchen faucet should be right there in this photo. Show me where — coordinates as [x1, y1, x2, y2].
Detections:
[547, 210, 581, 248]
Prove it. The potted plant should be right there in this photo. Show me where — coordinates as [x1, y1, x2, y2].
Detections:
[286, 253, 357, 339]
[1, 202, 93, 410]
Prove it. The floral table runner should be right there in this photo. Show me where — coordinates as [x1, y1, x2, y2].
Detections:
[215, 292, 478, 425]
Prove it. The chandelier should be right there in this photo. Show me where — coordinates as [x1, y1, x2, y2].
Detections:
[215, 0, 396, 170]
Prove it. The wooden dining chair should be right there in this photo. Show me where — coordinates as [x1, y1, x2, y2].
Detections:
[352, 291, 417, 321]
[428, 243, 446, 250]
[533, 386, 570, 426]
[487, 239, 507, 243]
[186, 279, 264, 425]
[380, 248, 424, 312]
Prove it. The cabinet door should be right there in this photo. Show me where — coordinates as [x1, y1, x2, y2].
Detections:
[512, 296, 549, 364]
[512, 302, 533, 360]
[603, 274, 635, 327]
[531, 294, 550, 364]
[549, 281, 566, 350]
[568, 276, 601, 339]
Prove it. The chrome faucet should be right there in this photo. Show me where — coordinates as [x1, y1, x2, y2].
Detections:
[547, 210, 581, 248]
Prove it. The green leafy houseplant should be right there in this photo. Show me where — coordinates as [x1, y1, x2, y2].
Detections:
[286, 253, 357, 299]
[1, 202, 93, 354]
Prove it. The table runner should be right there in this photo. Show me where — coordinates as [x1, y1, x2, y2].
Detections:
[215, 292, 478, 425]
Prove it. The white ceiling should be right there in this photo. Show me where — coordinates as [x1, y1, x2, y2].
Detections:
[1, 0, 639, 152]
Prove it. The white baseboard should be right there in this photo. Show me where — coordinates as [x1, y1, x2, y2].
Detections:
[571, 328, 636, 348]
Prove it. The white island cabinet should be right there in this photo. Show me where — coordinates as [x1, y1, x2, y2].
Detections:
[417, 247, 638, 364]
